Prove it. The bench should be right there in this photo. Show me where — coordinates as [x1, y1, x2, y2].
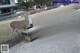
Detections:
[22, 26, 42, 41]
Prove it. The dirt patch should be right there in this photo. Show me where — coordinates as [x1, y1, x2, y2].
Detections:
[0, 34, 25, 48]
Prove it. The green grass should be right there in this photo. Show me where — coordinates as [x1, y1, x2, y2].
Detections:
[0, 17, 24, 43]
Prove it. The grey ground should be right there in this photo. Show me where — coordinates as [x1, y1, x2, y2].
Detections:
[10, 4, 80, 53]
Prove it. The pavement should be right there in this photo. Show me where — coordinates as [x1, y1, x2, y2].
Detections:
[10, 4, 80, 53]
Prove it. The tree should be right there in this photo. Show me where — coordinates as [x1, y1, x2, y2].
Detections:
[44, 0, 52, 6]
[27, 0, 35, 7]
[17, 0, 29, 9]
[33, 0, 43, 5]
[33, 0, 52, 6]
